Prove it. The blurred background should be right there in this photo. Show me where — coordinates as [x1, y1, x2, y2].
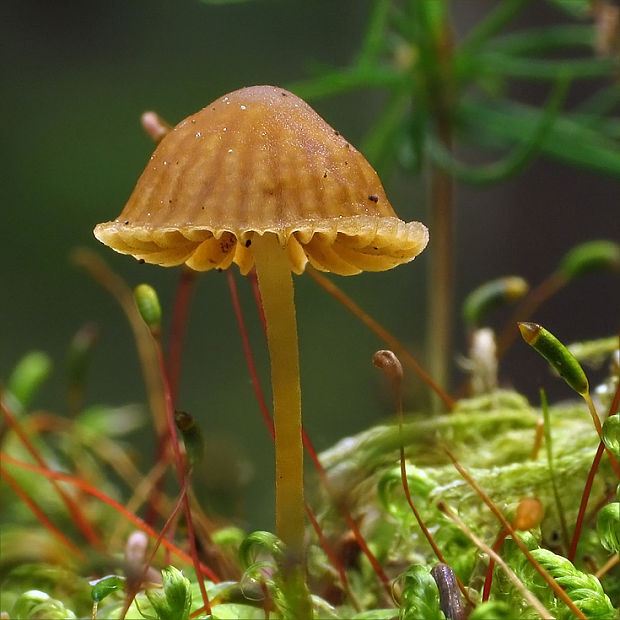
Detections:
[2, 0, 619, 530]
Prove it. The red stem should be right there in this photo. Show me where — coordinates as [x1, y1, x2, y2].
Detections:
[302, 429, 392, 597]
[227, 270, 274, 438]
[1, 464, 86, 559]
[146, 269, 197, 526]
[568, 377, 620, 562]
[2, 453, 219, 581]
[120, 477, 192, 620]
[1, 397, 103, 550]
[167, 268, 197, 404]
[482, 530, 508, 601]
[153, 343, 212, 614]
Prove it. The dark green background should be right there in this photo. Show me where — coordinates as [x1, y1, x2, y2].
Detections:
[2, 0, 618, 530]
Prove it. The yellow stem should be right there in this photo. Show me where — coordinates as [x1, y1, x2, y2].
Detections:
[252, 233, 305, 553]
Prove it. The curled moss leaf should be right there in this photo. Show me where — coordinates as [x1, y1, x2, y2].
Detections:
[468, 600, 514, 619]
[239, 531, 285, 570]
[145, 566, 191, 620]
[596, 502, 620, 553]
[397, 565, 445, 620]
[377, 464, 437, 517]
[528, 548, 615, 619]
[602, 415, 620, 459]
[10, 589, 77, 619]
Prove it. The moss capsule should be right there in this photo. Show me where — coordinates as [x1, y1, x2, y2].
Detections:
[518, 322, 589, 395]
[558, 239, 620, 281]
[174, 410, 205, 468]
[134, 284, 162, 336]
[90, 574, 125, 603]
[463, 276, 529, 326]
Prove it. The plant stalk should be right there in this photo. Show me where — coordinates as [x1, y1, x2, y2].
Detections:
[252, 232, 311, 618]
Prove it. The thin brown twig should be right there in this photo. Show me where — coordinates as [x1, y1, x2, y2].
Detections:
[445, 448, 588, 619]
[307, 267, 454, 410]
[438, 502, 553, 619]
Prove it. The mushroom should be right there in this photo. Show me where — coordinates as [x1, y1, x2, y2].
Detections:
[94, 85, 428, 564]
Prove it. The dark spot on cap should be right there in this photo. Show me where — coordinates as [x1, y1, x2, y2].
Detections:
[281, 92, 288, 96]
[323, 172, 328, 178]
[334, 130, 340, 136]
[124, 220, 129, 225]
[138, 258, 145, 264]
[368, 194, 379, 203]
[245, 239, 252, 248]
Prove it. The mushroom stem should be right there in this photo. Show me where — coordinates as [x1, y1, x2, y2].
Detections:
[252, 232, 305, 553]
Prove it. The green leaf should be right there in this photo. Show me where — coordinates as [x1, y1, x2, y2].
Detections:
[458, 97, 620, 177]
[529, 548, 616, 619]
[487, 24, 595, 55]
[474, 52, 615, 80]
[468, 601, 514, 619]
[397, 565, 446, 620]
[6, 351, 52, 414]
[597, 502, 620, 553]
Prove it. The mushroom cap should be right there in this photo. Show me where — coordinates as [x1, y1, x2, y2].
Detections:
[94, 85, 428, 275]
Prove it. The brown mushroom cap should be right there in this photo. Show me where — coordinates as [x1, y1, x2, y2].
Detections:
[94, 85, 428, 275]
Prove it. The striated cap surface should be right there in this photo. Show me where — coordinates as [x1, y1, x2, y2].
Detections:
[94, 85, 428, 275]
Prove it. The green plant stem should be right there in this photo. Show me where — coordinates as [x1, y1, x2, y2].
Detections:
[423, 2, 456, 407]
[459, 0, 532, 55]
[540, 389, 570, 554]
